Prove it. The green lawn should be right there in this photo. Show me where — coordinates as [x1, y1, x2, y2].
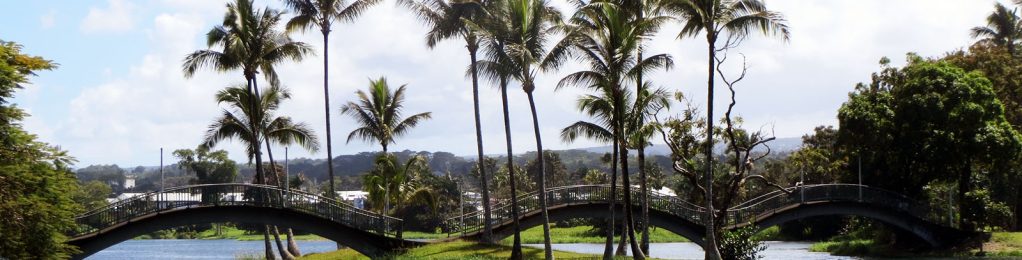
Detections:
[809, 232, 1022, 257]
[499, 225, 690, 244]
[299, 240, 638, 260]
[194, 226, 327, 241]
[981, 232, 1022, 256]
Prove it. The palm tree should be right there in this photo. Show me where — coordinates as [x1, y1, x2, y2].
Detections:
[627, 85, 670, 254]
[560, 89, 620, 259]
[283, 0, 382, 205]
[340, 77, 432, 214]
[971, 2, 1022, 56]
[666, 0, 788, 258]
[258, 86, 320, 258]
[183, 2, 311, 257]
[183, 0, 311, 187]
[362, 154, 437, 214]
[399, 0, 497, 242]
[478, 0, 562, 258]
[550, 2, 672, 258]
[202, 84, 318, 259]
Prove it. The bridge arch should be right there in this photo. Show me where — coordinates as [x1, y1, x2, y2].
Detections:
[67, 184, 419, 259]
[737, 201, 965, 248]
[448, 185, 707, 247]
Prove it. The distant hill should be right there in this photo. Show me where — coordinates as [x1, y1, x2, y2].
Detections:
[577, 136, 803, 156]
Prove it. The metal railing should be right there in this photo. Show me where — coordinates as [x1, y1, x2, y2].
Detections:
[71, 184, 404, 238]
[724, 184, 951, 227]
[444, 184, 952, 237]
[443, 185, 704, 236]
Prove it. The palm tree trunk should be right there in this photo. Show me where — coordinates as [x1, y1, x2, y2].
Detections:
[638, 145, 650, 253]
[704, 36, 722, 260]
[321, 30, 337, 200]
[501, 79, 524, 260]
[525, 90, 553, 260]
[604, 139, 618, 259]
[468, 43, 494, 244]
[620, 136, 644, 259]
[616, 221, 627, 255]
[322, 26, 343, 252]
[263, 225, 276, 260]
[286, 228, 301, 256]
[248, 77, 271, 260]
[264, 140, 297, 259]
[636, 45, 650, 254]
[272, 226, 295, 260]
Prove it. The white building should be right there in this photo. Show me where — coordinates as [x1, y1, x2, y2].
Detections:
[336, 190, 369, 209]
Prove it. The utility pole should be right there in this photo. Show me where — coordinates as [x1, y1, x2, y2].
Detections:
[160, 148, 164, 192]
[858, 155, 862, 201]
[800, 166, 805, 203]
[285, 146, 289, 191]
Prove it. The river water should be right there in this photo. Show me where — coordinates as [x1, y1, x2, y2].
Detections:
[87, 240, 855, 259]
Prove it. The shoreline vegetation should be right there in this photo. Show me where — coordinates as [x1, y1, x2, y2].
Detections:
[808, 232, 1022, 257]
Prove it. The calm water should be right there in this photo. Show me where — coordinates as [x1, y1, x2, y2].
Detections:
[525, 241, 859, 260]
[89, 239, 854, 259]
[86, 239, 338, 259]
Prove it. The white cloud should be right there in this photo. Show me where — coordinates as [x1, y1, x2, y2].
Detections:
[80, 0, 136, 34]
[40, 10, 56, 29]
[42, 0, 1003, 166]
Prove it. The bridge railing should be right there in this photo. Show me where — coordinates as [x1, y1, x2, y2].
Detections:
[71, 184, 404, 238]
[724, 184, 952, 227]
[443, 185, 704, 236]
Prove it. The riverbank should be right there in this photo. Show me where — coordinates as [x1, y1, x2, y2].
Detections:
[809, 232, 1022, 257]
[298, 240, 633, 259]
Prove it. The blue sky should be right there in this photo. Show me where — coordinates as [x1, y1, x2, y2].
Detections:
[0, 0, 1003, 167]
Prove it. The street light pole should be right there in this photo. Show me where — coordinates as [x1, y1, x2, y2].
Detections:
[858, 155, 862, 201]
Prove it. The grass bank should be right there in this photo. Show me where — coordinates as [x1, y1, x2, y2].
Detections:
[299, 240, 640, 260]
[137, 225, 327, 241]
[809, 232, 1022, 257]
[404, 225, 690, 244]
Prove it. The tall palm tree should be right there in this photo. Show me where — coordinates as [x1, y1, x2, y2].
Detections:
[972, 2, 1022, 56]
[183, 0, 312, 186]
[399, 0, 497, 242]
[627, 84, 670, 253]
[560, 89, 620, 259]
[340, 77, 432, 214]
[183, 2, 311, 258]
[283, 0, 382, 203]
[549, 2, 672, 258]
[258, 86, 320, 258]
[475, 0, 563, 258]
[202, 84, 318, 259]
[666, 0, 788, 258]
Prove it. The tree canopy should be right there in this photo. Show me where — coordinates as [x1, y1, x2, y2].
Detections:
[0, 40, 80, 258]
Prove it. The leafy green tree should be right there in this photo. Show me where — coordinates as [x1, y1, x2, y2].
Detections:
[524, 151, 570, 188]
[0, 40, 80, 259]
[173, 146, 238, 187]
[665, 0, 788, 257]
[399, 0, 497, 242]
[837, 55, 1022, 229]
[73, 180, 113, 211]
[971, 2, 1021, 56]
[785, 126, 847, 185]
[362, 154, 434, 215]
[284, 0, 382, 204]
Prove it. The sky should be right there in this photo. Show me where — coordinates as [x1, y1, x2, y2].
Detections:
[0, 0, 1005, 167]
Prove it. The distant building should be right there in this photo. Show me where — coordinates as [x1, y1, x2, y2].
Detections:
[123, 176, 136, 190]
[336, 190, 369, 209]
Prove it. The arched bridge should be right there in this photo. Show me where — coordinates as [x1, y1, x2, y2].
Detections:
[67, 184, 422, 259]
[444, 184, 971, 248]
[70, 183, 972, 258]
